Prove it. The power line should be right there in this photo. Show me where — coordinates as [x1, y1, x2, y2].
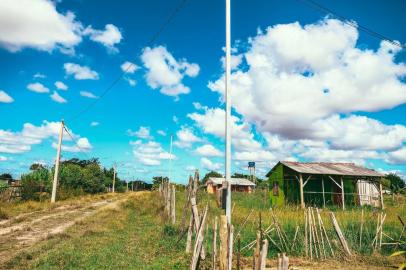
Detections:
[63, 126, 92, 160]
[297, 0, 405, 49]
[67, 0, 189, 123]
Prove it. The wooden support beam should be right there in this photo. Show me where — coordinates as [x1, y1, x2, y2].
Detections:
[341, 177, 345, 210]
[379, 179, 384, 210]
[322, 176, 326, 208]
[303, 175, 312, 187]
[299, 173, 305, 209]
[328, 176, 341, 189]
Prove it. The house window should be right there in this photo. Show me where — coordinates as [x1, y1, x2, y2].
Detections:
[273, 181, 279, 196]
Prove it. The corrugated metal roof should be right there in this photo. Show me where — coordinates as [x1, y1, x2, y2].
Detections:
[277, 161, 383, 177]
[206, 177, 256, 186]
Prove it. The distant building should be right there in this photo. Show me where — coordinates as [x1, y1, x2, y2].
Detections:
[266, 161, 384, 209]
[205, 177, 256, 194]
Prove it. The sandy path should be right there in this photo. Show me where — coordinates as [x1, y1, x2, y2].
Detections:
[0, 194, 130, 266]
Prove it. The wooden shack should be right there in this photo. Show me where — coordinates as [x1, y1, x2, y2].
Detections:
[205, 177, 255, 194]
[266, 161, 384, 209]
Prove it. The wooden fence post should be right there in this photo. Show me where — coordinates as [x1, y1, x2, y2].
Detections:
[213, 217, 218, 270]
[186, 214, 193, 253]
[171, 185, 176, 225]
[219, 215, 228, 270]
[259, 239, 268, 270]
[329, 212, 351, 256]
[190, 206, 208, 270]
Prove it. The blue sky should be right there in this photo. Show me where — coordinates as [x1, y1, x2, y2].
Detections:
[0, 0, 405, 183]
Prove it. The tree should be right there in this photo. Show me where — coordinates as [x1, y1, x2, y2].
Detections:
[0, 173, 12, 180]
[30, 163, 45, 171]
[385, 173, 406, 197]
[202, 171, 223, 184]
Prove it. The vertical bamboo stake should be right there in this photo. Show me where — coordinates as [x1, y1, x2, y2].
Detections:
[213, 217, 218, 270]
[253, 231, 261, 270]
[282, 253, 289, 270]
[304, 210, 308, 257]
[219, 215, 228, 270]
[317, 209, 334, 256]
[186, 214, 194, 253]
[359, 209, 364, 249]
[330, 212, 351, 256]
[259, 239, 268, 270]
[171, 185, 176, 225]
[228, 224, 234, 270]
[308, 208, 313, 260]
[190, 206, 208, 270]
[277, 253, 282, 270]
[236, 234, 240, 270]
[316, 208, 326, 259]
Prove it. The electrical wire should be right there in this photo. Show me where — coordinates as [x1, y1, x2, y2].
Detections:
[67, 0, 189, 123]
[63, 126, 92, 160]
[297, 0, 405, 49]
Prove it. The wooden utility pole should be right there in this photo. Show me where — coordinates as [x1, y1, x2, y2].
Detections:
[112, 164, 116, 193]
[51, 120, 64, 203]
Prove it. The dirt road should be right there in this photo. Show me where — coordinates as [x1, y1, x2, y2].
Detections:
[0, 193, 129, 266]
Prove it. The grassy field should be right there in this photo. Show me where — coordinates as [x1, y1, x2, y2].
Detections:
[3, 190, 406, 269]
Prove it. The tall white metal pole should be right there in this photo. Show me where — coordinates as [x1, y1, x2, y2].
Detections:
[225, 0, 232, 224]
[51, 120, 64, 203]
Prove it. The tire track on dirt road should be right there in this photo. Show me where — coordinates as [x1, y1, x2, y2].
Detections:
[0, 193, 131, 266]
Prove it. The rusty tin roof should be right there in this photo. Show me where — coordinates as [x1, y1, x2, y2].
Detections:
[267, 161, 383, 177]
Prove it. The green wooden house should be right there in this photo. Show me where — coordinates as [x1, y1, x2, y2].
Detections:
[266, 161, 384, 209]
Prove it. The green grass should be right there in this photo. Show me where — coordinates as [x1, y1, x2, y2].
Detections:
[6, 190, 406, 269]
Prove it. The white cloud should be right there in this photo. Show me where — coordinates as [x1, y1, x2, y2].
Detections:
[157, 130, 167, 136]
[53, 137, 92, 152]
[27, 82, 49, 93]
[386, 147, 406, 165]
[33, 73, 46, 79]
[128, 126, 152, 139]
[141, 46, 200, 98]
[208, 19, 406, 140]
[195, 144, 223, 157]
[221, 54, 243, 70]
[132, 140, 175, 166]
[0, 90, 14, 103]
[55, 81, 68, 90]
[64, 63, 99, 80]
[50, 91, 67, 103]
[90, 121, 99, 127]
[0, 0, 82, 53]
[192, 102, 207, 111]
[201, 157, 222, 171]
[173, 127, 202, 148]
[80, 91, 99, 99]
[173, 116, 179, 123]
[125, 77, 136, 87]
[0, 156, 7, 161]
[188, 107, 262, 152]
[0, 121, 90, 154]
[83, 24, 122, 52]
[121, 61, 139, 73]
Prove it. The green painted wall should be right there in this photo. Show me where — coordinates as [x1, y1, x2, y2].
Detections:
[268, 163, 285, 207]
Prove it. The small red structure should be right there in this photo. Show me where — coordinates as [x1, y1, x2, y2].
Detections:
[205, 177, 255, 194]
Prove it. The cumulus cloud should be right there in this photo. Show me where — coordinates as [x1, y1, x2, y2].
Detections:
[0, 121, 90, 154]
[50, 91, 67, 103]
[27, 82, 49, 93]
[121, 61, 139, 73]
[132, 140, 175, 166]
[55, 81, 68, 90]
[0, 0, 82, 53]
[386, 147, 406, 165]
[128, 126, 152, 139]
[195, 144, 223, 157]
[0, 1, 123, 54]
[53, 137, 92, 152]
[90, 121, 99, 127]
[201, 157, 222, 171]
[64, 63, 99, 80]
[83, 24, 122, 52]
[80, 91, 99, 99]
[202, 18, 406, 172]
[208, 19, 406, 140]
[173, 127, 202, 148]
[141, 46, 200, 99]
[0, 90, 14, 103]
